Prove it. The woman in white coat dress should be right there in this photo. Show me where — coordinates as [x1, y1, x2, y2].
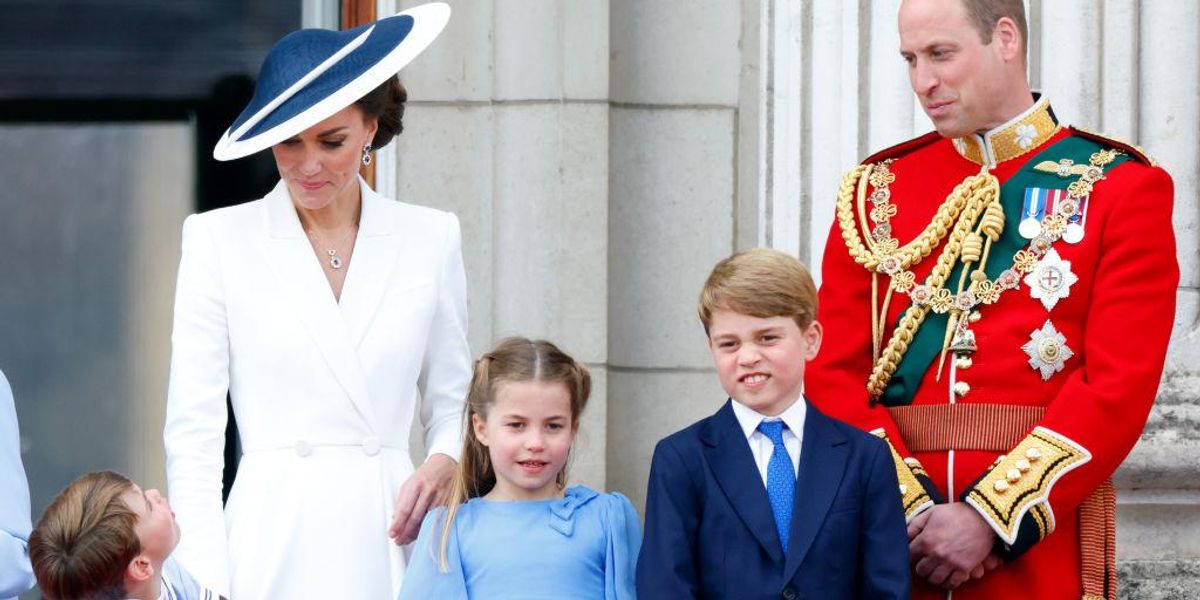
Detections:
[163, 5, 467, 599]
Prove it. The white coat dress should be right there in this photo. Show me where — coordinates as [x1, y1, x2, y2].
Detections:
[164, 178, 470, 599]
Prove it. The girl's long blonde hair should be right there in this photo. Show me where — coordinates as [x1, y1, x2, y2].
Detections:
[437, 337, 591, 572]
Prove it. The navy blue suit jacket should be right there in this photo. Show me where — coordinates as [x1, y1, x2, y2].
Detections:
[636, 399, 909, 600]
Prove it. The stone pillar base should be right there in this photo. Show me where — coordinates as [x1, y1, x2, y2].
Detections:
[1119, 560, 1200, 599]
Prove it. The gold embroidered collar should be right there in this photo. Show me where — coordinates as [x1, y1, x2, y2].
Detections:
[953, 95, 1061, 166]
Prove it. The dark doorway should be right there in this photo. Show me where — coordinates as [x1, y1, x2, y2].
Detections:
[0, 1, 300, 538]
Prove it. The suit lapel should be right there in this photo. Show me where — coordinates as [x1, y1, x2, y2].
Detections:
[701, 401, 785, 566]
[338, 180, 407, 346]
[259, 181, 378, 428]
[783, 401, 848, 581]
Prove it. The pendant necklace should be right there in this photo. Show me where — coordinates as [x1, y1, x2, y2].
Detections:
[306, 224, 358, 270]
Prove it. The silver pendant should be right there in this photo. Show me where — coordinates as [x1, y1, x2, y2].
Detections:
[329, 255, 343, 270]
[1021, 320, 1074, 380]
[1023, 248, 1077, 311]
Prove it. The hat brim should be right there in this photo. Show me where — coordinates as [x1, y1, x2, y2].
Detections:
[212, 2, 450, 161]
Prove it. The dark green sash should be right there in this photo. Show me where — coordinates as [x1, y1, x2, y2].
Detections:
[879, 135, 1128, 406]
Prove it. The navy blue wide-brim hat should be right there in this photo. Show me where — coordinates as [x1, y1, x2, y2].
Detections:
[213, 2, 450, 161]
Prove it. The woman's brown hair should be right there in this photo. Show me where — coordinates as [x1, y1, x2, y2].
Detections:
[437, 337, 591, 571]
[28, 471, 141, 600]
[355, 75, 408, 149]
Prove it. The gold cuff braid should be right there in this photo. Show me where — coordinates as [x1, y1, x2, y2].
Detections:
[964, 426, 1091, 545]
[869, 428, 934, 522]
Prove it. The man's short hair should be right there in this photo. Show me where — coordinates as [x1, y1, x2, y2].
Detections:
[28, 471, 141, 600]
[961, 0, 1028, 55]
[698, 248, 818, 333]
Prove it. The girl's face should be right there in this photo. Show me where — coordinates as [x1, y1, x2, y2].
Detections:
[472, 380, 577, 501]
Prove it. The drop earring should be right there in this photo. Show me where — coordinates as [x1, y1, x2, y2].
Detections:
[361, 143, 373, 166]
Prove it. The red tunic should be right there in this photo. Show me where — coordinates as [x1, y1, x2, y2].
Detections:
[806, 101, 1178, 600]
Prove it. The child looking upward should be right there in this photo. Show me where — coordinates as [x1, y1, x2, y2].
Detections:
[399, 338, 640, 599]
[28, 471, 220, 600]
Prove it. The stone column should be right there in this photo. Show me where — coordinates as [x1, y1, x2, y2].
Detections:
[606, 0, 759, 510]
[389, 0, 610, 487]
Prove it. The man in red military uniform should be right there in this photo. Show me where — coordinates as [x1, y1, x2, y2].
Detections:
[805, 0, 1178, 599]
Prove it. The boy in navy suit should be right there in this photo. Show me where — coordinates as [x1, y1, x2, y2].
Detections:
[637, 248, 909, 599]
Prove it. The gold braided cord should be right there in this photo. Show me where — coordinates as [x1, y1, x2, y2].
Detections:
[856, 165, 876, 254]
[845, 148, 1118, 400]
[979, 201, 1005, 240]
[838, 163, 991, 357]
[960, 232, 983, 263]
[835, 164, 984, 273]
[836, 164, 878, 268]
[871, 273, 881, 360]
[973, 200, 1005, 278]
[866, 172, 1000, 399]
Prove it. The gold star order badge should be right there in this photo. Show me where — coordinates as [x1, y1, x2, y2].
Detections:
[1021, 321, 1075, 380]
[1023, 248, 1078, 311]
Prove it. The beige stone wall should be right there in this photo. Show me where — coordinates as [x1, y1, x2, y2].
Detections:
[387, 0, 612, 487]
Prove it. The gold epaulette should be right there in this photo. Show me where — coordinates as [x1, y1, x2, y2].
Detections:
[1069, 125, 1158, 166]
[861, 131, 943, 165]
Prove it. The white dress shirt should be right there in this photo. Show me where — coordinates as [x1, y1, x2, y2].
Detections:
[730, 395, 807, 486]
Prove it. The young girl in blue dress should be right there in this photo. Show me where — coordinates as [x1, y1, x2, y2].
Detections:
[399, 338, 640, 599]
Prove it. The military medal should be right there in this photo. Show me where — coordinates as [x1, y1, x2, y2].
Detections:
[1060, 194, 1089, 244]
[1022, 321, 1074, 380]
[1023, 248, 1077, 310]
[1031, 159, 1097, 244]
[1019, 187, 1049, 239]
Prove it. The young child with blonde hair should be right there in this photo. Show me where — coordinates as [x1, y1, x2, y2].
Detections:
[399, 337, 639, 599]
[28, 471, 220, 600]
[637, 248, 909, 599]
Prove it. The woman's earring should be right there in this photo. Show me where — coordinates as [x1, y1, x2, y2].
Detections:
[361, 143, 373, 166]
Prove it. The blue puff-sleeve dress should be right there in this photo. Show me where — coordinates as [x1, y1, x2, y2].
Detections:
[399, 486, 640, 600]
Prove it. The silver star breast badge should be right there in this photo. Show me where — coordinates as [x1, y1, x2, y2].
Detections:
[1021, 320, 1075, 380]
[1023, 248, 1078, 310]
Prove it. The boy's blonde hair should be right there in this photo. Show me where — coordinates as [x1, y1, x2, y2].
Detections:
[28, 471, 140, 600]
[698, 248, 818, 333]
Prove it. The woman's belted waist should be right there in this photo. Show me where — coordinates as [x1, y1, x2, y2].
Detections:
[240, 436, 406, 458]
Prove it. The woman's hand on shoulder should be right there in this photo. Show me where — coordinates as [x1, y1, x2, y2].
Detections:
[389, 453, 457, 545]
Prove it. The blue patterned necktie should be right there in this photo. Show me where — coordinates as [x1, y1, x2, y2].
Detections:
[757, 420, 795, 553]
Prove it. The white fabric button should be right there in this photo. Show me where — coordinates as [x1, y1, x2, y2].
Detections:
[362, 436, 381, 456]
[294, 440, 312, 457]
